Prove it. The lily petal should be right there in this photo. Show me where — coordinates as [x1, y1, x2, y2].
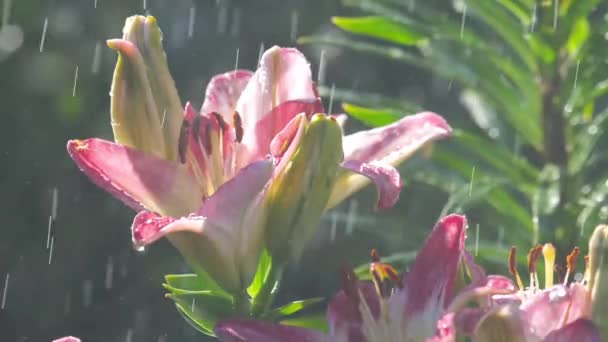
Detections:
[201, 70, 253, 119]
[397, 214, 467, 339]
[520, 283, 589, 339]
[236, 46, 316, 148]
[448, 275, 517, 312]
[67, 138, 201, 217]
[52, 337, 80, 342]
[131, 160, 273, 293]
[327, 282, 380, 342]
[339, 160, 401, 210]
[215, 319, 324, 342]
[327, 112, 451, 209]
[543, 319, 602, 342]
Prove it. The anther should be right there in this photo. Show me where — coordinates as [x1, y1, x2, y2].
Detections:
[509, 246, 524, 291]
[542, 243, 556, 288]
[340, 264, 359, 303]
[178, 119, 190, 164]
[233, 111, 244, 143]
[527, 244, 542, 289]
[203, 123, 213, 155]
[211, 112, 227, 131]
[564, 246, 580, 285]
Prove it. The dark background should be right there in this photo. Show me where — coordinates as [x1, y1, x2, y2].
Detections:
[0, 0, 463, 341]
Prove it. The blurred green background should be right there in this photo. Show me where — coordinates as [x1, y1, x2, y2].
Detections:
[6, 0, 607, 341]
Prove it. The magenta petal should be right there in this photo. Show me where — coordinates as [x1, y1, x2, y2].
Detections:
[543, 319, 602, 342]
[342, 112, 452, 165]
[201, 70, 253, 119]
[243, 99, 323, 164]
[52, 338, 80, 342]
[236, 46, 317, 145]
[131, 210, 198, 246]
[400, 215, 467, 325]
[448, 275, 517, 312]
[340, 160, 401, 210]
[215, 319, 324, 342]
[521, 284, 589, 339]
[327, 282, 380, 342]
[67, 138, 201, 216]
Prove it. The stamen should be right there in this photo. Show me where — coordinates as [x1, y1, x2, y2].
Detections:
[233, 111, 244, 143]
[211, 112, 227, 131]
[340, 264, 359, 303]
[369, 249, 402, 298]
[203, 123, 213, 155]
[564, 247, 580, 285]
[527, 244, 542, 289]
[543, 243, 556, 288]
[509, 246, 525, 291]
[178, 119, 190, 164]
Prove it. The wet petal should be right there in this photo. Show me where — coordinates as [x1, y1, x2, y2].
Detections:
[243, 99, 323, 164]
[327, 112, 451, 208]
[52, 337, 80, 342]
[215, 319, 324, 342]
[520, 283, 589, 339]
[327, 282, 380, 342]
[236, 46, 316, 146]
[543, 319, 602, 342]
[131, 160, 273, 293]
[201, 70, 253, 119]
[397, 214, 467, 339]
[338, 160, 401, 210]
[448, 275, 517, 312]
[67, 138, 201, 217]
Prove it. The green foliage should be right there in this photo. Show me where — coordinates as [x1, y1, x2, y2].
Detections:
[302, 0, 608, 263]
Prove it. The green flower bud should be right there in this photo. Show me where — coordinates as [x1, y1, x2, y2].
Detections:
[588, 224, 608, 340]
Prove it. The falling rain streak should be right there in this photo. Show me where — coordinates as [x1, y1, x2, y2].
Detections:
[230, 7, 241, 37]
[469, 166, 475, 197]
[94, 0, 97, 9]
[48, 236, 55, 264]
[51, 187, 58, 218]
[329, 211, 338, 242]
[290, 10, 299, 41]
[188, 6, 196, 38]
[460, 3, 467, 39]
[475, 224, 480, 256]
[327, 83, 336, 116]
[92, 41, 102, 74]
[345, 199, 358, 236]
[1, 273, 8, 309]
[105, 256, 114, 290]
[573, 59, 580, 90]
[72, 66, 79, 97]
[234, 48, 239, 72]
[39, 17, 48, 52]
[257, 42, 265, 64]
[47, 215, 52, 248]
[317, 50, 326, 86]
[2, 0, 13, 26]
[82, 280, 93, 308]
[217, 4, 228, 34]
[161, 108, 167, 128]
[553, 0, 559, 30]
[529, 4, 537, 33]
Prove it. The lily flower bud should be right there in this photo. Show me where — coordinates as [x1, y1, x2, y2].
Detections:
[588, 224, 608, 340]
[264, 113, 343, 261]
[107, 15, 183, 160]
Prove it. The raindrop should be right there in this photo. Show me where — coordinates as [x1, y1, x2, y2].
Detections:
[191, 298, 196, 312]
[157, 335, 167, 342]
[553, 0, 558, 30]
[257, 42, 265, 65]
[94, 0, 98, 9]
[587, 125, 598, 135]
[143, 0, 147, 11]
[408, 0, 415, 12]
[1, 273, 9, 309]
[51, 187, 59, 219]
[120, 260, 129, 277]
[447, 79, 453, 91]
[529, 4, 537, 33]
[459, 2, 467, 40]
[317, 50, 326, 86]
[91, 41, 102, 74]
[290, 10, 299, 42]
[82, 280, 94, 308]
[187, 6, 196, 39]
[72, 65, 79, 97]
[2, 0, 13, 27]
[217, 4, 228, 35]
[46, 215, 52, 249]
[474, 223, 480, 256]
[469, 166, 475, 197]
[548, 286, 567, 302]
[574, 272, 583, 282]
[327, 83, 335, 115]
[234, 48, 239, 72]
[345, 199, 358, 236]
[126, 328, 134, 342]
[573, 59, 580, 90]
[230, 7, 241, 37]
[105, 256, 114, 290]
[39, 17, 48, 52]
[48, 236, 55, 264]
[160, 108, 167, 128]
[581, 185, 591, 194]
[135, 245, 145, 252]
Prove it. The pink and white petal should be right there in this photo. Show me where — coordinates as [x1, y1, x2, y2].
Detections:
[448, 275, 517, 312]
[543, 319, 602, 342]
[342, 112, 452, 165]
[236, 46, 316, 141]
[521, 284, 590, 339]
[427, 313, 456, 342]
[67, 138, 202, 217]
[215, 319, 325, 342]
[52, 337, 80, 342]
[327, 282, 380, 342]
[241, 99, 323, 165]
[201, 70, 253, 120]
[395, 215, 467, 338]
[328, 160, 401, 211]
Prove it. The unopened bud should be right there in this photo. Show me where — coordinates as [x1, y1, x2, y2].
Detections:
[588, 224, 608, 340]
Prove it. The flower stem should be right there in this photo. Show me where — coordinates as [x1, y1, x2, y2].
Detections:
[250, 258, 284, 317]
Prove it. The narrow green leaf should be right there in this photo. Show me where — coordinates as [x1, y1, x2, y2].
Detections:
[332, 16, 427, 46]
[266, 298, 325, 320]
[342, 103, 402, 127]
[281, 314, 329, 332]
[168, 291, 235, 336]
[566, 18, 591, 58]
[164, 273, 228, 296]
[247, 249, 271, 298]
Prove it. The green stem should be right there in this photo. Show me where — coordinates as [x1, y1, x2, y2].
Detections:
[250, 259, 284, 317]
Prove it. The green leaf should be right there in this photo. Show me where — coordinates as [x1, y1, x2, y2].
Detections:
[342, 103, 402, 127]
[168, 291, 235, 336]
[266, 298, 325, 320]
[247, 249, 271, 298]
[332, 16, 427, 46]
[164, 273, 228, 297]
[281, 314, 329, 333]
[565, 18, 590, 58]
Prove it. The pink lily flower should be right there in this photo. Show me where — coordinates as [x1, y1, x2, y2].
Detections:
[52, 337, 80, 342]
[216, 215, 517, 341]
[67, 16, 451, 294]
